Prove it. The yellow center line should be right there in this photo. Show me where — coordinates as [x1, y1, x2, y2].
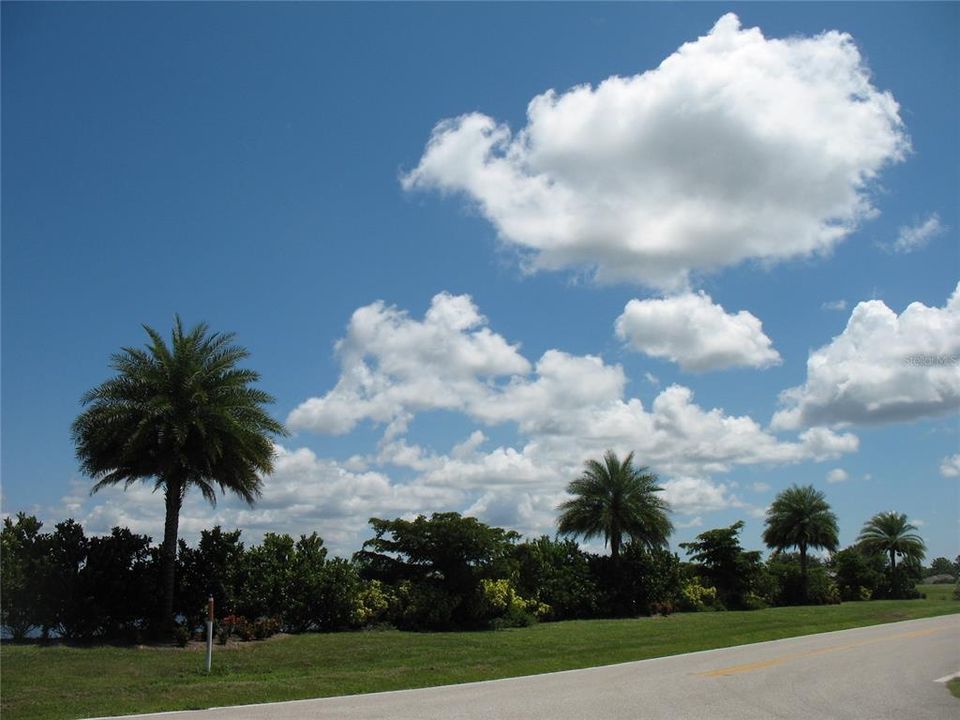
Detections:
[697, 627, 941, 678]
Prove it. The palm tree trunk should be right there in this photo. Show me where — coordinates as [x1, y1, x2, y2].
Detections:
[158, 480, 183, 639]
[799, 542, 808, 602]
[890, 548, 896, 573]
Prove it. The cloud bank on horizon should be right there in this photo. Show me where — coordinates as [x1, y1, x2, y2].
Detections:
[402, 13, 909, 291]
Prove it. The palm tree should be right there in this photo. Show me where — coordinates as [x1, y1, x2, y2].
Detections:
[72, 317, 286, 636]
[762, 484, 838, 599]
[857, 512, 925, 573]
[557, 450, 672, 562]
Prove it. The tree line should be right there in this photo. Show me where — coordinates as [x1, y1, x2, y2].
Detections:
[2, 498, 942, 642]
[4, 318, 947, 643]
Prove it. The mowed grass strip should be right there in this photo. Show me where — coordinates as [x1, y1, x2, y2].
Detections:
[3, 592, 957, 720]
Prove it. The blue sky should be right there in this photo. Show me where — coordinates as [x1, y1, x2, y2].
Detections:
[2, 3, 958, 560]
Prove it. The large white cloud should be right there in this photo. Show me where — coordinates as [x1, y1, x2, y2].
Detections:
[402, 13, 908, 290]
[773, 284, 960, 429]
[615, 292, 780, 371]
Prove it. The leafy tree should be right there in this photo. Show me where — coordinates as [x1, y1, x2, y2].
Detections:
[40, 519, 89, 639]
[285, 533, 360, 632]
[356, 513, 520, 629]
[857, 512, 925, 573]
[765, 553, 840, 606]
[925, 557, 956, 579]
[79, 527, 156, 639]
[597, 543, 683, 616]
[176, 526, 245, 629]
[762, 485, 838, 601]
[556, 450, 672, 562]
[1, 513, 48, 640]
[72, 317, 285, 635]
[513, 536, 598, 620]
[680, 521, 764, 609]
[236, 532, 295, 621]
[831, 545, 886, 601]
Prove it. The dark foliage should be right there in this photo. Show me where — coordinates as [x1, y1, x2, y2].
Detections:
[356, 512, 520, 630]
[513, 536, 598, 620]
[680, 521, 765, 609]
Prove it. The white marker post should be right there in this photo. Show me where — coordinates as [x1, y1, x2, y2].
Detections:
[205, 595, 214, 673]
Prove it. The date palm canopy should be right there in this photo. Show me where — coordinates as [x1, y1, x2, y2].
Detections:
[72, 317, 286, 635]
[857, 511, 925, 572]
[557, 450, 672, 561]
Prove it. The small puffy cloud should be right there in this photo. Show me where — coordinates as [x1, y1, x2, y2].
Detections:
[773, 284, 960, 429]
[615, 292, 780, 371]
[752, 482, 771, 492]
[889, 213, 945, 254]
[403, 13, 908, 290]
[822, 300, 848, 312]
[941, 454, 960, 478]
[826, 468, 850, 484]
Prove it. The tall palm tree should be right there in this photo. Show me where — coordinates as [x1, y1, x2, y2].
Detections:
[557, 450, 672, 562]
[762, 484, 838, 599]
[72, 317, 286, 636]
[857, 512, 925, 573]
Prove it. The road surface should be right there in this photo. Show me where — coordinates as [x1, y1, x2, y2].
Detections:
[87, 614, 960, 720]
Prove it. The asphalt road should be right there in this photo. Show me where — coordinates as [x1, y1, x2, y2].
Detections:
[90, 614, 960, 720]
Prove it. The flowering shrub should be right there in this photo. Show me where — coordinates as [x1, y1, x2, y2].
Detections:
[352, 580, 393, 627]
[678, 579, 718, 611]
[216, 614, 281, 642]
[479, 578, 550, 628]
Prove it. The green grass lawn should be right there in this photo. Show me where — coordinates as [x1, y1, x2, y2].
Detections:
[3, 594, 957, 720]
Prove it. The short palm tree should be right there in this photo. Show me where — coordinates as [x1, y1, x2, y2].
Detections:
[557, 450, 672, 562]
[763, 484, 838, 598]
[72, 317, 286, 635]
[857, 512, 925, 572]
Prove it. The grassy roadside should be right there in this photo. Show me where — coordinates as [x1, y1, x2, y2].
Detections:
[3, 592, 957, 720]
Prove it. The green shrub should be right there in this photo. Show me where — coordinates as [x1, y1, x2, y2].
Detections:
[253, 617, 281, 640]
[678, 579, 718, 612]
[766, 555, 840, 605]
[174, 625, 190, 647]
[392, 581, 460, 631]
[513, 537, 599, 621]
[478, 578, 548, 629]
[740, 593, 769, 611]
[352, 580, 393, 627]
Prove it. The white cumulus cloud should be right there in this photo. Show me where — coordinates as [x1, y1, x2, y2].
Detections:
[615, 292, 781, 371]
[403, 13, 908, 290]
[773, 284, 960, 429]
[826, 468, 850, 484]
[287, 292, 530, 435]
[941, 454, 960, 478]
